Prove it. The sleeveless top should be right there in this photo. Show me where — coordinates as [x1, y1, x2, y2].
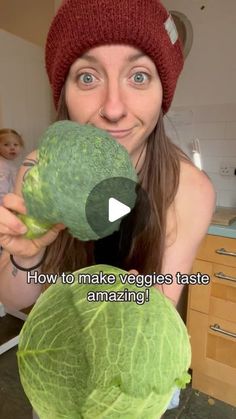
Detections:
[93, 186, 143, 268]
[94, 230, 129, 269]
[93, 219, 132, 268]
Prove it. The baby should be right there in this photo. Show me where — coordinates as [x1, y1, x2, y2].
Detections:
[0, 128, 24, 205]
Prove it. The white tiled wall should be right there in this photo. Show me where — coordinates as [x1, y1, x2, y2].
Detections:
[164, 104, 236, 207]
[161, 0, 236, 208]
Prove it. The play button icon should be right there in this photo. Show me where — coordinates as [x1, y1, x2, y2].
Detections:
[85, 176, 151, 240]
[108, 198, 131, 222]
[85, 177, 137, 239]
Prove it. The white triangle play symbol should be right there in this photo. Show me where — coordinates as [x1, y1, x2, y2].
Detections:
[108, 197, 131, 222]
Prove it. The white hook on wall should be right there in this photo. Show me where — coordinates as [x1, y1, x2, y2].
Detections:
[192, 138, 202, 170]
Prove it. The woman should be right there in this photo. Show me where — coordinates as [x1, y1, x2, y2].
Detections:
[0, 1, 215, 415]
[0, 0, 215, 308]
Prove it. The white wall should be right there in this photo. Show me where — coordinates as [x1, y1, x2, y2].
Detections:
[163, 0, 236, 207]
[0, 0, 54, 47]
[0, 29, 52, 160]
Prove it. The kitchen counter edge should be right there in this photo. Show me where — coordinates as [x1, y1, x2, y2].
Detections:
[208, 221, 236, 239]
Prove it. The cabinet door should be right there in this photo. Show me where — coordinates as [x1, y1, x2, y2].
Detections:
[188, 310, 236, 382]
[197, 235, 236, 267]
[209, 264, 236, 323]
[188, 260, 212, 313]
[188, 309, 236, 406]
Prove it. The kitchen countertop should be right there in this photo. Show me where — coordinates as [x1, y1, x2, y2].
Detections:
[208, 220, 236, 239]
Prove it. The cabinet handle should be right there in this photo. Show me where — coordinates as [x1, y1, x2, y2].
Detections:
[210, 323, 236, 339]
[214, 272, 236, 283]
[215, 248, 236, 257]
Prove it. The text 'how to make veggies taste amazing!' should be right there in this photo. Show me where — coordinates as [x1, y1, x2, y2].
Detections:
[26, 270, 210, 305]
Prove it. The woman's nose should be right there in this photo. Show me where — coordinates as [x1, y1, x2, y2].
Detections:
[100, 83, 127, 122]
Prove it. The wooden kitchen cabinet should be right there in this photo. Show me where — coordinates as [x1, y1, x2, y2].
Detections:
[187, 234, 236, 407]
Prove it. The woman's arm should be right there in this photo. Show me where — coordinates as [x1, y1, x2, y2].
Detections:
[0, 249, 45, 310]
[156, 162, 216, 307]
[0, 151, 44, 308]
[0, 150, 64, 309]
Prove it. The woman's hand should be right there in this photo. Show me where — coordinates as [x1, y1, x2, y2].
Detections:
[0, 193, 65, 258]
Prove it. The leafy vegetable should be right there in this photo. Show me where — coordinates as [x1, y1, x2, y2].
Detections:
[21, 121, 138, 240]
[17, 265, 191, 419]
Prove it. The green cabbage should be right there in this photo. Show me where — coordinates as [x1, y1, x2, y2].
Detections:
[17, 265, 191, 419]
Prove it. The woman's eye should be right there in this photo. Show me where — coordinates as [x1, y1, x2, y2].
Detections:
[78, 73, 95, 84]
[131, 72, 150, 84]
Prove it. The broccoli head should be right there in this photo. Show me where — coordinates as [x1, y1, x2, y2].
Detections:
[20, 121, 138, 240]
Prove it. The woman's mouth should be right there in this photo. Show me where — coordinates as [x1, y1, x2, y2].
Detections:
[106, 129, 133, 139]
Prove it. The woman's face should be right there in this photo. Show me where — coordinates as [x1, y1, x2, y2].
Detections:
[65, 45, 163, 164]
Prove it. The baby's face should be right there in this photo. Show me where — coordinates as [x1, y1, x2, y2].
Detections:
[0, 134, 22, 160]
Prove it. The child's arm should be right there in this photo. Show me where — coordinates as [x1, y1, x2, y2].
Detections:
[0, 162, 10, 205]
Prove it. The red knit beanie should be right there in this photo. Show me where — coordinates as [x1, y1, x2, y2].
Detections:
[45, 0, 184, 114]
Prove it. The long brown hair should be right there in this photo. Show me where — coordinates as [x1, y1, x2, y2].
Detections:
[42, 88, 189, 276]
